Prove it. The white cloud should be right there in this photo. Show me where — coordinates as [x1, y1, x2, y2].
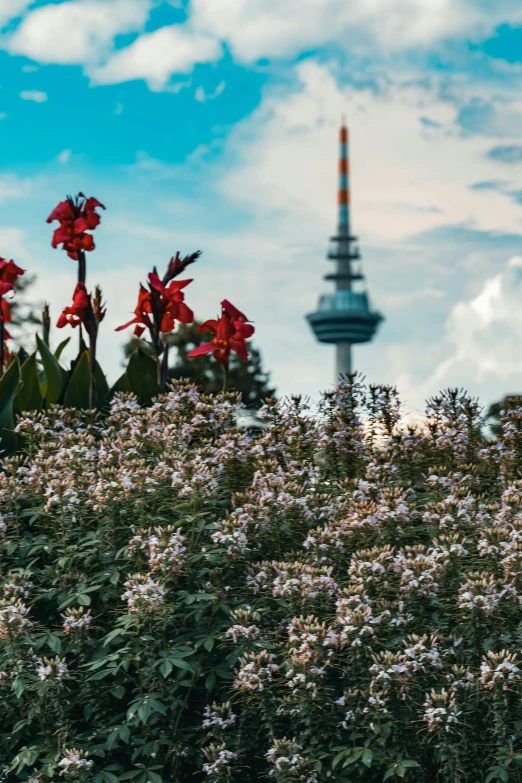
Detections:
[407, 257, 522, 405]
[189, 0, 519, 63]
[0, 174, 30, 201]
[195, 80, 225, 102]
[0, 227, 29, 260]
[20, 90, 47, 102]
[7, 0, 152, 65]
[0, 0, 32, 30]
[91, 25, 221, 90]
[57, 149, 72, 164]
[219, 61, 522, 245]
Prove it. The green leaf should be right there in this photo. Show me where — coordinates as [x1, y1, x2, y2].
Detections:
[205, 671, 216, 692]
[486, 769, 509, 783]
[17, 345, 29, 366]
[0, 357, 20, 455]
[13, 675, 25, 698]
[9, 746, 39, 773]
[137, 702, 152, 724]
[14, 352, 43, 413]
[46, 633, 62, 654]
[159, 659, 173, 678]
[170, 658, 194, 673]
[362, 749, 373, 767]
[341, 748, 366, 768]
[117, 772, 143, 781]
[95, 360, 109, 404]
[94, 773, 119, 783]
[103, 628, 126, 647]
[87, 669, 115, 681]
[64, 350, 90, 409]
[76, 592, 92, 606]
[126, 347, 162, 404]
[332, 750, 349, 770]
[54, 337, 71, 361]
[119, 725, 130, 743]
[203, 636, 215, 652]
[102, 371, 131, 411]
[36, 332, 67, 405]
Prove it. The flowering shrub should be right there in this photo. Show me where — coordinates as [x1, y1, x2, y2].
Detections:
[0, 378, 521, 782]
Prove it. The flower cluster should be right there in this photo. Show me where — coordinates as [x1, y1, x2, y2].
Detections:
[47, 194, 104, 260]
[57, 749, 93, 777]
[121, 573, 166, 614]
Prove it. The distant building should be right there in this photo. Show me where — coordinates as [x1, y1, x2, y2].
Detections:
[306, 120, 383, 378]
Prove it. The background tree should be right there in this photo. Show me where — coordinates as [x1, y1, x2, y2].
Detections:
[485, 394, 522, 438]
[123, 321, 275, 407]
[8, 273, 43, 343]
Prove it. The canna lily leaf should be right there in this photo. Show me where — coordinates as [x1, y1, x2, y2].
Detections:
[36, 332, 67, 405]
[17, 345, 29, 366]
[63, 350, 90, 409]
[126, 347, 162, 405]
[95, 360, 109, 404]
[14, 352, 43, 413]
[102, 370, 131, 413]
[54, 336, 71, 361]
[0, 357, 20, 455]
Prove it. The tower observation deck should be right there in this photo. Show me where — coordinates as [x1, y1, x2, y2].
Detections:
[306, 121, 383, 378]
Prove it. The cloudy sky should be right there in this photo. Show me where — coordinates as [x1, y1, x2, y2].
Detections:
[1, 0, 522, 413]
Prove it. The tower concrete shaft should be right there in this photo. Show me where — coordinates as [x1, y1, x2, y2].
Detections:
[306, 119, 383, 380]
[335, 124, 352, 377]
[336, 341, 352, 376]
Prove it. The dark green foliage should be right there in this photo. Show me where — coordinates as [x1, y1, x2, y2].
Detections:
[486, 395, 522, 438]
[124, 322, 276, 407]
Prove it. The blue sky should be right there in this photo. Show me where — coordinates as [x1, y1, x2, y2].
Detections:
[2, 0, 522, 414]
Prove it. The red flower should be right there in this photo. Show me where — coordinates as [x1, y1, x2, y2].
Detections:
[0, 258, 24, 295]
[148, 272, 194, 332]
[188, 301, 255, 368]
[115, 284, 154, 338]
[117, 275, 194, 339]
[0, 299, 12, 341]
[57, 283, 91, 329]
[47, 193, 105, 260]
[0, 259, 24, 287]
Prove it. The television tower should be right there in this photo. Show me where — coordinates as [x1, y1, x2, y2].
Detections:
[306, 120, 383, 378]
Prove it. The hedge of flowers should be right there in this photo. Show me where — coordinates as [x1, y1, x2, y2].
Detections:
[1, 376, 522, 783]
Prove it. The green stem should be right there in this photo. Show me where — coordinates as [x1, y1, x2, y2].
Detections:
[88, 322, 97, 410]
[0, 314, 4, 380]
[160, 342, 169, 390]
[222, 365, 229, 393]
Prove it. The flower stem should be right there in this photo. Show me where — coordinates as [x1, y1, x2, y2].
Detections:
[78, 249, 86, 285]
[222, 365, 229, 393]
[87, 307, 98, 410]
[42, 303, 50, 346]
[0, 309, 5, 379]
[160, 342, 169, 390]
[88, 332, 97, 410]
